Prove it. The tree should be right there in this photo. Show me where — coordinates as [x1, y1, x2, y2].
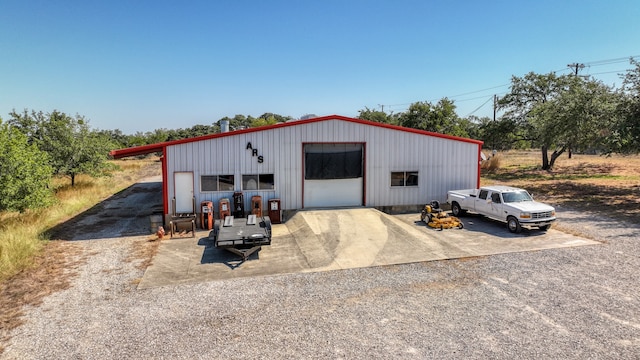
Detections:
[611, 58, 640, 154]
[475, 116, 518, 151]
[257, 113, 293, 123]
[251, 115, 279, 127]
[0, 119, 54, 211]
[397, 98, 469, 137]
[498, 72, 619, 169]
[357, 107, 399, 124]
[9, 110, 116, 187]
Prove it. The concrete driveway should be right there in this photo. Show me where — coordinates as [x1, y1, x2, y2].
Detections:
[139, 208, 598, 288]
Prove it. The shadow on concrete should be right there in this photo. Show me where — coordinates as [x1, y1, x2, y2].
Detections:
[404, 211, 548, 239]
[197, 237, 262, 269]
[453, 213, 550, 238]
[45, 180, 163, 241]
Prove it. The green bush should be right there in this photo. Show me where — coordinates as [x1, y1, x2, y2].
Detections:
[0, 121, 55, 212]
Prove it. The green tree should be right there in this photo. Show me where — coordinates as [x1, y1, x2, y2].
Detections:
[611, 58, 640, 154]
[475, 116, 518, 151]
[9, 110, 115, 187]
[398, 98, 468, 136]
[251, 115, 279, 128]
[257, 113, 293, 123]
[358, 107, 399, 124]
[0, 119, 54, 211]
[43, 111, 116, 186]
[498, 72, 619, 169]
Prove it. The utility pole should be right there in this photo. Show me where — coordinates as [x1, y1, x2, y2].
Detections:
[567, 63, 585, 76]
[566, 63, 584, 159]
[493, 94, 497, 121]
[378, 104, 385, 113]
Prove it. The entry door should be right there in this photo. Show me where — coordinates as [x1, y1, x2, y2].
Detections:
[174, 172, 194, 213]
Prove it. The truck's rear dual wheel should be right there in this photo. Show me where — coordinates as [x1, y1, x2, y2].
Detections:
[507, 216, 522, 233]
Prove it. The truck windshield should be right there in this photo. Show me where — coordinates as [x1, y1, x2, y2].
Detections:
[502, 191, 533, 203]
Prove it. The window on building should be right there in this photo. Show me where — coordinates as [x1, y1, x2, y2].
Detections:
[201, 175, 234, 192]
[390, 171, 419, 187]
[242, 174, 275, 190]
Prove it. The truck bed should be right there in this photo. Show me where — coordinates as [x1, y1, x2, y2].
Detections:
[447, 189, 477, 198]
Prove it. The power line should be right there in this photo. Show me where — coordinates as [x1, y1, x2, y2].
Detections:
[465, 95, 494, 117]
[445, 84, 510, 99]
[587, 69, 629, 75]
[584, 55, 640, 66]
[375, 53, 639, 115]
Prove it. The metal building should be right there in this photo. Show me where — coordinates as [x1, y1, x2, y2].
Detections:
[110, 115, 483, 224]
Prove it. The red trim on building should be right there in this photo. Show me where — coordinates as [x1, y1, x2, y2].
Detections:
[300, 144, 305, 209]
[161, 150, 169, 216]
[301, 141, 366, 208]
[362, 143, 367, 206]
[109, 115, 483, 159]
[477, 146, 482, 188]
[107, 115, 483, 214]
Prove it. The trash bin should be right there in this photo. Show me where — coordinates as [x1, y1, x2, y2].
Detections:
[251, 195, 263, 217]
[219, 198, 231, 219]
[233, 192, 245, 218]
[149, 213, 164, 234]
[200, 201, 213, 230]
[268, 199, 281, 224]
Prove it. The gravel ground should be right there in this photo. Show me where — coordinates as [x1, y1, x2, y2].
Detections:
[2, 205, 640, 359]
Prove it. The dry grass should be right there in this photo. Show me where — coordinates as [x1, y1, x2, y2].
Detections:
[481, 153, 502, 171]
[482, 151, 640, 224]
[0, 156, 161, 353]
[0, 241, 84, 350]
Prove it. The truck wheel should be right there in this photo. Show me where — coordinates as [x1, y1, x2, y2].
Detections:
[507, 216, 522, 233]
[451, 202, 463, 217]
[538, 224, 550, 231]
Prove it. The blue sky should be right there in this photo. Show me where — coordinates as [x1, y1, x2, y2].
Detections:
[1, 0, 638, 134]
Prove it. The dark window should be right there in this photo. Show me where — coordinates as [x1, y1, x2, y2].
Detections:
[201, 175, 234, 192]
[218, 175, 234, 191]
[201, 175, 218, 191]
[242, 174, 275, 190]
[391, 171, 419, 187]
[304, 144, 363, 180]
[479, 190, 489, 200]
[491, 193, 501, 203]
[391, 172, 405, 187]
[258, 174, 275, 190]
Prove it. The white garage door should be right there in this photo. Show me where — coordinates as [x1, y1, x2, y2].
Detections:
[304, 144, 363, 208]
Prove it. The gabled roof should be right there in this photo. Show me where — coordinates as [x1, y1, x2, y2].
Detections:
[109, 114, 483, 159]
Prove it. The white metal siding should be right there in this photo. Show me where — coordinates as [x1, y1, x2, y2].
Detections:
[165, 119, 479, 212]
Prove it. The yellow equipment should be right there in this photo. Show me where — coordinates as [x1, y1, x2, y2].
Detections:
[420, 201, 464, 230]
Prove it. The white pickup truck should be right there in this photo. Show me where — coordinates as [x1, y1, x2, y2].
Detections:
[446, 185, 556, 233]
